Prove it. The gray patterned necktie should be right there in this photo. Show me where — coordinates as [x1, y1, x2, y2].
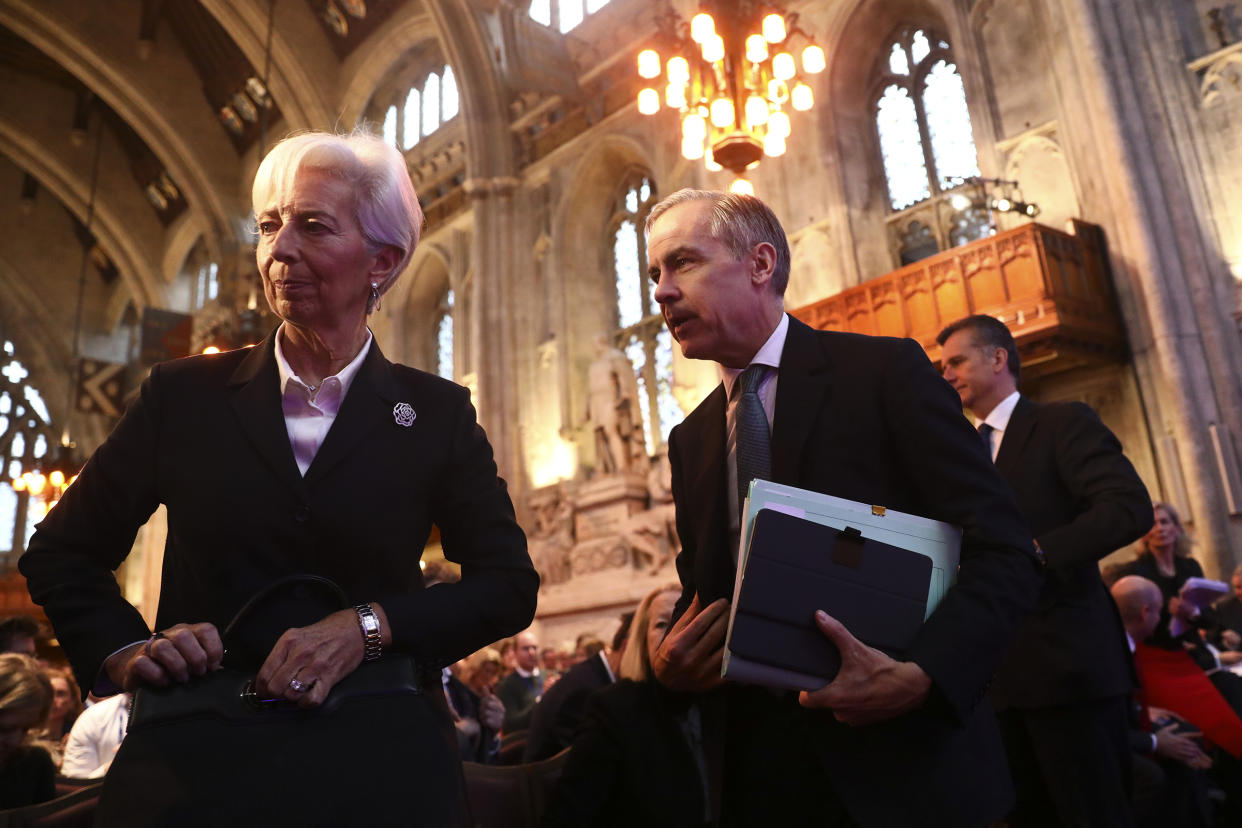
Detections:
[735, 364, 772, 513]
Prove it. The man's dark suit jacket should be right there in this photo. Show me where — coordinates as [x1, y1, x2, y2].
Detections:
[20, 331, 538, 696]
[667, 316, 1041, 827]
[496, 669, 544, 732]
[524, 650, 613, 761]
[988, 396, 1151, 709]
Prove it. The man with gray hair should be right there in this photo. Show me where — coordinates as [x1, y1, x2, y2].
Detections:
[646, 188, 1041, 827]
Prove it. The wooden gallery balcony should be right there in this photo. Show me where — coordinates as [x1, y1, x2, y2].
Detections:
[791, 220, 1128, 379]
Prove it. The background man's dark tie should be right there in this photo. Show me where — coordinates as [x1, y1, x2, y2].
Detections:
[978, 422, 995, 458]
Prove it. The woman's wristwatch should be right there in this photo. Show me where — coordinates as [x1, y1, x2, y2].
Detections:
[355, 603, 383, 661]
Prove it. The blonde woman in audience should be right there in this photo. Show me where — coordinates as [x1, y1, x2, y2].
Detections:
[544, 584, 707, 828]
[0, 654, 55, 809]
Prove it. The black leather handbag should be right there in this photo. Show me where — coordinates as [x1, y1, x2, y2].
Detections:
[96, 575, 469, 827]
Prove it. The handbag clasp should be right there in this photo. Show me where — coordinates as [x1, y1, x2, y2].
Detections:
[240, 679, 299, 711]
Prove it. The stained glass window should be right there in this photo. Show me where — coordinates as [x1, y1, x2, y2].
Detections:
[877, 86, 930, 210]
[403, 88, 421, 149]
[437, 290, 454, 380]
[528, 0, 609, 32]
[0, 340, 56, 558]
[608, 173, 681, 455]
[888, 43, 909, 75]
[923, 61, 980, 188]
[382, 105, 397, 147]
[529, 0, 551, 26]
[614, 221, 642, 328]
[422, 73, 440, 137]
[874, 27, 980, 233]
[442, 66, 459, 121]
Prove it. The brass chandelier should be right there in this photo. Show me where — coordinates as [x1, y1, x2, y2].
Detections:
[636, 1, 825, 194]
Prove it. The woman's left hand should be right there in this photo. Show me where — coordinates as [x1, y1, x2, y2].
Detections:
[255, 605, 387, 708]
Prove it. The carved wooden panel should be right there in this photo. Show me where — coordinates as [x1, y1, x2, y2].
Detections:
[791, 222, 1126, 377]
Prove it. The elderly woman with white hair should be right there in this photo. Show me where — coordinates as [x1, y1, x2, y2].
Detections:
[20, 131, 537, 824]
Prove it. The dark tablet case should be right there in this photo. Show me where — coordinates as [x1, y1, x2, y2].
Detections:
[729, 508, 932, 684]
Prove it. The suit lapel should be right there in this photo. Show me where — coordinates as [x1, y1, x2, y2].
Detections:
[303, 340, 403, 487]
[771, 316, 832, 484]
[227, 333, 306, 493]
[995, 395, 1035, 478]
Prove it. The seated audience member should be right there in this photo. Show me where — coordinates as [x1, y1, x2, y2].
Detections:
[0, 654, 55, 809]
[445, 668, 505, 764]
[1210, 566, 1242, 665]
[1112, 576, 1214, 827]
[60, 692, 130, 779]
[498, 638, 517, 676]
[496, 630, 544, 733]
[543, 585, 707, 828]
[0, 617, 39, 657]
[524, 612, 633, 762]
[466, 648, 503, 697]
[1117, 503, 1214, 655]
[32, 667, 81, 767]
[575, 634, 605, 662]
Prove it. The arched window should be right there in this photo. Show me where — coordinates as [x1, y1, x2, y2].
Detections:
[437, 290, 454, 380]
[528, 0, 610, 33]
[403, 88, 421, 150]
[873, 28, 983, 263]
[375, 65, 459, 150]
[421, 72, 441, 138]
[609, 172, 681, 454]
[0, 339, 55, 559]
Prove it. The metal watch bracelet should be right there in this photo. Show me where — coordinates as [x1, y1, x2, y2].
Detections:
[355, 603, 383, 662]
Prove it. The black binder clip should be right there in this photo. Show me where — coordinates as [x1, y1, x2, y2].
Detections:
[832, 526, 866, 568]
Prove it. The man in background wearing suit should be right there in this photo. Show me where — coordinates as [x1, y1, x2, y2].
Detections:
[524, 612, 631, 762]
[646, 189, 1041, 827]
[939, 314, 1153, 827]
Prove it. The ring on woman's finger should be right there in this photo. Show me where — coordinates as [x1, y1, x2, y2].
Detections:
[289, 677, 315, 693]
[142, 631, 165, 658]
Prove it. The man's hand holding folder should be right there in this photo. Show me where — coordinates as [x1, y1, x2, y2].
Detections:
[654, 594, 932, 725]
[798, 610, 932, 725]
[652, 594, 730, 693]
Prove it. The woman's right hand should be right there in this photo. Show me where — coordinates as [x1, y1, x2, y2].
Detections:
[104, 623, 225, 692]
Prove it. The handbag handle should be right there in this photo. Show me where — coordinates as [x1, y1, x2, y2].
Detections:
[220, 574, 350, 670]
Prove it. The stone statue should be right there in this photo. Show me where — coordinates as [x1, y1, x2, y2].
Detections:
[528, 486, 574, 586]
[585, 335, 643, 476]
[620, 445, 680, 574]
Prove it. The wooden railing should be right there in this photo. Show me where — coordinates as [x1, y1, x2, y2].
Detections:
[791, 220, 1128, 378]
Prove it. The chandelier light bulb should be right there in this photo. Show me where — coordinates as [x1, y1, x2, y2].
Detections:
[702, 34, 725, 64]
[11, 476, 25, 492]
[763, 132, 787, 157]
[995, 197, 1013, 212]
[691, 12, 715, 44]
[768, 110, 791, 139]
[49, 470, 65, 488]
[768, 79, 789, 104]
[27, 472, 46, 496]
[730, 177, 755, 195]
[682, 112, 707, 140]
[745, 94, 770, 127]
[745, 34, 769, 63]
[667, 56, 690, 85]
[637, 49, 661, 79]
[762, 14, 786, 44]
[637, 87, 661, 115]
[709, 97, 735, 128]
[802, 44, 827, 74]
[950, 193, 973, 211]
[666, 83, 687, 109]
[772, 52, 796, 81]
[791, 83, 813, 111]
[681, 135, 705, 160]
